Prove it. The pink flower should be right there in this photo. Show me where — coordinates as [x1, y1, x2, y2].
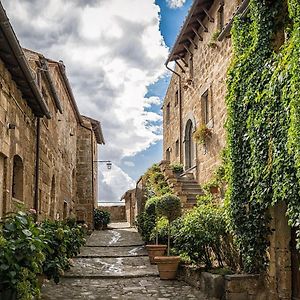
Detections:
[29, 208, 37, 215]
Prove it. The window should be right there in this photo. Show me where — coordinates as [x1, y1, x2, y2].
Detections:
[175, 140, 179, 157]
[166, 148, 171, 162]
[166, 103, 170, 123]
[12, 155, 24, 201]
[49, 176, 56, 219]
[218, 5, 225, 32]
[189, 55, 194, 79]
[201, 90, 212, 125]
[63, 201, 68, 220]
[175, 90, 179, 106]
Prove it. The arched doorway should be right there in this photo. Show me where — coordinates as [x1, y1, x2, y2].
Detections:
[184, 120, 194, 169]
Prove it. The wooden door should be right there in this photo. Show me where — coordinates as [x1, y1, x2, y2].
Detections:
[291, 228, 300, 300]
[0, 155, 4, 218]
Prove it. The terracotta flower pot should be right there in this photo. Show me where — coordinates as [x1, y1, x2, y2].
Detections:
[209, 186, 219, 194]
[154, 256, 181, 280]
[146, 245, 167, 264]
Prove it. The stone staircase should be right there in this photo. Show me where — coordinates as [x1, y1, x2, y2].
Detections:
[159, 161, 204, 209]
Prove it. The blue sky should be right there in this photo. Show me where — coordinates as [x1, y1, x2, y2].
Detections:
[120, 0, 192, 181]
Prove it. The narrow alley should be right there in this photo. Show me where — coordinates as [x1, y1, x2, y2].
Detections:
[41, 223, 206, 300]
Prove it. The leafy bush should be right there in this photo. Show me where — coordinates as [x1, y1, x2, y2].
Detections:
[170, 163, 184, 174]
[156, 194, 181, 223]
[136, 197, 160, 243]
[41, 219, 86, 284]
[94, 209, 111, 229]
[144, 164, 172, 197]
[0, 211, 86, 299]
[172, 200, 230, 269]
[136, 212, 155, 243]
[0, 211, 45, 300]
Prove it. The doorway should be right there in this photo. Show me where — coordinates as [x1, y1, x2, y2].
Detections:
[184, 120, 194, 169]
[291, 228, 300, 300]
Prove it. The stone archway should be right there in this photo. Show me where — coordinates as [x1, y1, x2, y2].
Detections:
[184, 119, 194, 170]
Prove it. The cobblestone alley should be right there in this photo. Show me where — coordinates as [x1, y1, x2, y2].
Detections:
[41, 223, 206, 300]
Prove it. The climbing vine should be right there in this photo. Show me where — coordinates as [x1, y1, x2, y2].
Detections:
[226, 0, 300, 273]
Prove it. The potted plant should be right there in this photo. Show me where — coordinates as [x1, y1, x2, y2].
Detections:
[94, 209, 103, 230]
[94, 209, 110, 230]
[101, 211, 111, 229]
[193, 124, 212, 145]
[170, 163, 184, 177]
[144, 197, 167, 264]
[154, 194, 182, 279]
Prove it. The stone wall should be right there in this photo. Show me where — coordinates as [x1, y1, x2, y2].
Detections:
[0, 58, 36, 215]
[0, 48, 101, 229]
[99, 205, 126, 222]
[163, 0, 237, 185]
[76, 116, 98, 228]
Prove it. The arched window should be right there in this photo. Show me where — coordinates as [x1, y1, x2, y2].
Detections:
[49, 176, 56, 219]
[12, 155, 24, 201]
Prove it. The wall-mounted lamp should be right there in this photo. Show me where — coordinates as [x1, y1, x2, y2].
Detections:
[7, 123, 16, 130]
[94, 160, 112, 170]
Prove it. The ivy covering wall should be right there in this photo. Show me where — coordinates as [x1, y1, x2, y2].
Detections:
[226, 0, 300, 273]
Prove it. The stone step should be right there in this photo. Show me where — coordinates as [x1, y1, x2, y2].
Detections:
[78, 246, 147, 258]
[64, 257, 158, 278]
[176, 178, 198, 184]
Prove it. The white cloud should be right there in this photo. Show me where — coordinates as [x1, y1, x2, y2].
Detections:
[2, 0, 168, 202]
[166, 0, 186, 8]
[123, 161, 135, 167]
[99, 165, 135, 202]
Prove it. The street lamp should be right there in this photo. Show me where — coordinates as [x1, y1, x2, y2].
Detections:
[94, 160, 112, 170]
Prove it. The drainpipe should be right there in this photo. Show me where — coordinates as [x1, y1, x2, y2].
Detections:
[34, 117, 41, 217]
[165, 60, 183, 164]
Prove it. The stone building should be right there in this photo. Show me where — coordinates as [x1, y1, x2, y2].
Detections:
[121, 189, 136, 227]
[162, 0, 299, 299]
[0, 3, 104, 228]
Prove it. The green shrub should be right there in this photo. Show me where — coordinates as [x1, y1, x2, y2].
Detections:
[156, 194, 181, 223]
[170, 163, 184, 174]
[41, 219, 86, 284]
[136, 212, 155, 243]
[172, 200, 229, 269]
[94, 209, 111, 229]
[0, 211, 45, 300]
[0, 211, 86, 299]
[156, 194, 181, 255]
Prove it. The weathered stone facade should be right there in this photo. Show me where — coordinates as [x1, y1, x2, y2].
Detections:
[0, 6, 104, 229]
[163, 0, 236, 185]
[121, 189, 136, 226]
[163, 0, 298, 299]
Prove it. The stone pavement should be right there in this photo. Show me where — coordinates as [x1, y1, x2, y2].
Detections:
[41, 223, 207, 299]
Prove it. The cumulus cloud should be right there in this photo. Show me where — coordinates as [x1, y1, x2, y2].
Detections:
[2, 0, 168, 202]
[99, 165, 135, 202]
[166, 0, 186, 8]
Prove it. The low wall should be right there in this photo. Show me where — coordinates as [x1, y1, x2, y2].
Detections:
[98, 205, 126, 222]
[177, 265, 266, 300]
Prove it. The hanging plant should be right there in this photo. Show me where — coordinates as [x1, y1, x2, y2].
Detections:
[193, 124, 212, 145]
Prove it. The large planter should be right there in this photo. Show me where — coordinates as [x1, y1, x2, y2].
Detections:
[94, 223, 103, 230]
[154, 256, 181, 280]
[146, 245, 167, 264]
